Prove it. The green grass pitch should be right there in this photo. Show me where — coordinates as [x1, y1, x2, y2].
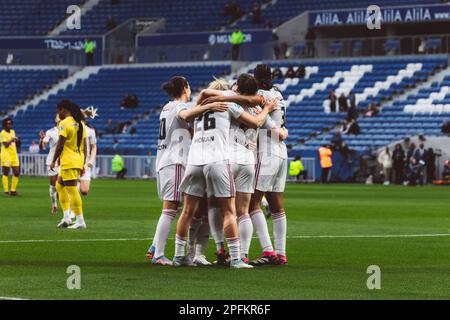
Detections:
[0, 177, 449, 300]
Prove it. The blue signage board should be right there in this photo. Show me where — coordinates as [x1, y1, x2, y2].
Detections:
[137, 30, 272, 47]
[309, 3, 450, 27]
[0, 36, 103, 50]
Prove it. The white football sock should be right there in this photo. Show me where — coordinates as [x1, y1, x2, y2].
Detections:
[76, 214, 85, 225]
[195, 217, 210, 256]
[187, 217, 202, 257]
[208, 207, 224, 251]
[153, 209, 177, 258]
[49, 185, 58, 206]
[250, 209, 274, 253]
[63, 210, 71, 221]
[174, 234, 186, 257]
[272, 211, 287, 256]
[226, 237, 240, 261]
[238, 214, 253, 258]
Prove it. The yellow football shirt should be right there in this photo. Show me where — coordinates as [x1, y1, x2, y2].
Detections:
[58, 116, 86, 170]
[0, 129, 18, 159]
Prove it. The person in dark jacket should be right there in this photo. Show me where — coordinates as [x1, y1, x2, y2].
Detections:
[441, 120, 450, 135]
[347, 119, 360, 135]
[329, 91, 337, 113]
[285, 66, 295, 78]
[338, 93, 348, 112]
[295, 64, 305, 78]
[392, 143, 405, 184]
[425, 147, 436, 183]
[272, 66, 283, 80]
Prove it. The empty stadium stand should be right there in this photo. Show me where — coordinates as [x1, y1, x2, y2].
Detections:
[236, 0, 440, 30]
[0, 0, 85, 36]
[12, 63, 231, 154]
[0, 67, 68, 114]
[6, 55, 450, 158]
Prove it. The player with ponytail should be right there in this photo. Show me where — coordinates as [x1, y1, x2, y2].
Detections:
[51, 99, 87, 229]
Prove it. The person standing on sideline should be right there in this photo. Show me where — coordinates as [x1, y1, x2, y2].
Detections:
[377, 147, 392, 185]
[230, 28, 244, 61]
[112, 153, 126, 179]
[84, 38, 95, 66]
[392, 143, 405, 184]
[319, 145, 332, 183]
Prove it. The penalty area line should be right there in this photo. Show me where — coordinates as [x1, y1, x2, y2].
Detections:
[0, 233, 450, 244]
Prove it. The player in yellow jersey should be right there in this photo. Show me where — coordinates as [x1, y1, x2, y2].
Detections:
[50, 100, 87, 229]
[1, 118, 20, 196]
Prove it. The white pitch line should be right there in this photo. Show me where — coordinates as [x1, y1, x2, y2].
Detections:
[0, 233, 449, 244]
[0, 296, 29, 300]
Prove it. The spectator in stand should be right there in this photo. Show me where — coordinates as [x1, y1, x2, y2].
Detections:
[331, 130, 343, 149]
[392, 143, 405, 184]
[28, 140, 40, 154]
[329, 90, 337, 113]
[378, 147, 392, 185]
[121, 94, 139, 109]
[347, 118, 360, 135]
[347, 104, 358, 121]
[425, 147, 436, 183]
[365, 103, 379, 117]
[339, 120, 350, 135]
[106, 16, 117, 31]
[111, 0, 120, 4]
[113, 138, 119, 150]
[251, 2, 262, 24]
[443, 159, 450, 180]
[272, 66, 283, 79]
[105, 118, 115, 134]
[338, 93, 348, 112]
[231, 3, 244, 23]
[284, 66, 295, 78]
[441, 120, 450, 135]
[349, 91, 356, 109]
[295, 64, 305, 78]
[319, 145, 333, 183]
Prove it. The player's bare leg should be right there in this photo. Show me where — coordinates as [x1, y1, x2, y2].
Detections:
[49, 175, 58, 214]
[173, 194, 202, 266]
[248, 190, 278, 266]
[215, 197, 252, 269]
[236, 192, 253, 263]
[265, 191, 287, 265]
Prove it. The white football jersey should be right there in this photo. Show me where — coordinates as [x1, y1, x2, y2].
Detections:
[257, 88, 288, 159]
[43, 127, 59, 165]
[156, 100, 191, 171]
[187, 103, 243, 166]
[230, 105, 276, 165]
[85, 126, 97, 163]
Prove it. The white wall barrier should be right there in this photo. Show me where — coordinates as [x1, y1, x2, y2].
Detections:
[14, 154, 316, 181]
